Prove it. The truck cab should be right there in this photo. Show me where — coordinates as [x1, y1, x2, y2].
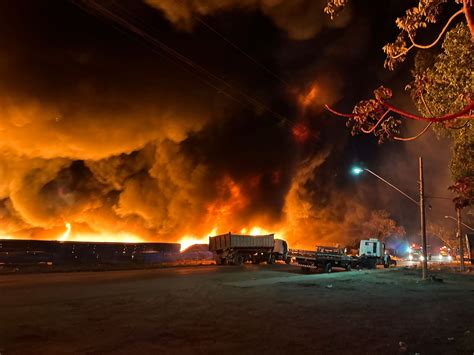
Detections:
[358, 238, 387, 269]
[273, 239, 288, 262]
[359, 238, 384, 258]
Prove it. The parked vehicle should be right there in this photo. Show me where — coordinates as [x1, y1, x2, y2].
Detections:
[357, 238, 391, 269]
[293, 246, 352, 273]
[209, 233, 288, 265]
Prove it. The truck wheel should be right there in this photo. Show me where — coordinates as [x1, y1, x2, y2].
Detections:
[285, 257, 291, 264]
[368, 258, 376, 269]
[234, 255, 244, 265]
[345, 264, 352, 271]
[268, 254, 276, 265]
[324, 263, 332, 273]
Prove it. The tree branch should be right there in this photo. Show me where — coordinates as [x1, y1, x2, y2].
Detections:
[381, 101, 474, 122]
[393, 122, 433, 141]
[325, 101, 474, 123]
[360, 110, 390, 134]
[409, 8, 464, 49]
[464, 0, 474, 38]
[324, 104, 354, 118]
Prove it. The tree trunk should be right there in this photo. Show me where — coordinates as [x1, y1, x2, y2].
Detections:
[457, 207, 465, 272]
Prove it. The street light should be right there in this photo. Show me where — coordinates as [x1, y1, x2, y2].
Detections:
[444, 215, 474, 231]
[351, 166, 419, 206]
[351, 160, 429, 279]
[351, 167, 364, 175]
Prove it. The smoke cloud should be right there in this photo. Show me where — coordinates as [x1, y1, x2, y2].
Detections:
[145, 0, 351, 40]
[0, 0, 413, 248]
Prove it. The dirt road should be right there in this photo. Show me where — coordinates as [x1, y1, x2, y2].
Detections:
[1, 265, 473, 354]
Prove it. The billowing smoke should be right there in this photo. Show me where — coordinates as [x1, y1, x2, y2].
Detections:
[0, 0, 412, 248]
[145, 0, 351, 40]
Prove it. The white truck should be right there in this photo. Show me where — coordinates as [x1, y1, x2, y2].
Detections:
[357, 238, 390, 269]
[209, 233, 288, 265]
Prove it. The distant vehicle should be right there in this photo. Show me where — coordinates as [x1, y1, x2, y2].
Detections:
[209, 233, 288, 265]
[436, 246, 453, 262]
[293, 246, 352, 273]
[407, 243, 425, 262]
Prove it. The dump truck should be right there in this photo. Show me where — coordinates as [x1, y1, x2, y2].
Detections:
[293, 246, 352, 273]
[209, 233, 288, 265]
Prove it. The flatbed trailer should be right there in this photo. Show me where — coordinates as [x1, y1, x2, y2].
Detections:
[294, 246, 352, 273]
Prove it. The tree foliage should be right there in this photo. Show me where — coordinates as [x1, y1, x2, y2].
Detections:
[325, 0, 473, 209]
[427, 222, 457, 249]
[359, 210, 406, 240]
[409, 23, 473, 181]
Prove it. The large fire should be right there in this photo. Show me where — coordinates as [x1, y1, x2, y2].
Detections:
[52, 222, 144, 244]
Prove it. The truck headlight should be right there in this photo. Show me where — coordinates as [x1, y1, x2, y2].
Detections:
[419, 255, 424, 261]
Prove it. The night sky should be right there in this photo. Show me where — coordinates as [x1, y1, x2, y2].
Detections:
[0, 0, 464, 247]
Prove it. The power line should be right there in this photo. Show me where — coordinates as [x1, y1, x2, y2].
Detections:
[71, 0, 309, 137]
[192, 16, 290, 87]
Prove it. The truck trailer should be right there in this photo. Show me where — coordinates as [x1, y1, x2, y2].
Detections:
[209, 233, 288, 265]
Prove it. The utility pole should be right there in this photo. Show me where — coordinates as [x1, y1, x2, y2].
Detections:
[457, 207, 465, 272]
[419, 157, 428, 279]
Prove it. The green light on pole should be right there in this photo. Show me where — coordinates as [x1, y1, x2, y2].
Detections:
[351, 167, 364, 175]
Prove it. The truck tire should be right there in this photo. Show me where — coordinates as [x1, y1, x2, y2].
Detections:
[285, 257, 291, 264]
[233, 255, 244, 265]
[371, 258, 378, 269]
[268, 254, 276, 265]
[345, 263, 352, 271]
[324, 263, 332, 273]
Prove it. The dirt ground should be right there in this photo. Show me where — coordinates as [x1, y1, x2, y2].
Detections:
[1, 264, 473, 354]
